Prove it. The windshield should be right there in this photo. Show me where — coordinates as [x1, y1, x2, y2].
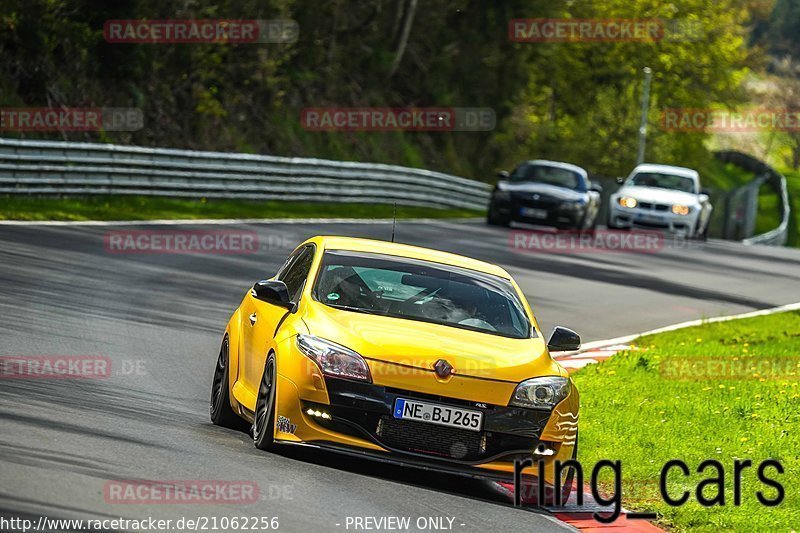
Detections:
[629, 172, 696, 193]
[509, 164, 585, 191]
[313, 251, 532, 339]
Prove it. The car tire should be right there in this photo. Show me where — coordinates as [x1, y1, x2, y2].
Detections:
[210, 336, 249, 431]
[697, 220, 709, 241]
[577, 212, 597, 235]
[517, 437, 578, 507]
[554, 437, 577, 506]
[253, 353, 277, 451]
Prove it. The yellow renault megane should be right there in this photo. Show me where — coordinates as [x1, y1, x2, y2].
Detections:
[210, 236, 580, 502]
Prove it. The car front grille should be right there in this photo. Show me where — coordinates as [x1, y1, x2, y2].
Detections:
[638, 201, 670, 211]
[376, 416, 485, 460]
[514, 194, 559, 209]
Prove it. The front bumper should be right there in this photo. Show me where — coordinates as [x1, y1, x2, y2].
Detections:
[310, 377, 551, 463]
[492, 196, 585, 229]
[609, 204, 697, 234]
[273, 369, 578, 485]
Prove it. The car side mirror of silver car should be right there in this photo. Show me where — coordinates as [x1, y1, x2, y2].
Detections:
[547, 326, 581, 352]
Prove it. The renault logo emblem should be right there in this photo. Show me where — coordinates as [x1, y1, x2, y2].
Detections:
[434, 359, 454, 378]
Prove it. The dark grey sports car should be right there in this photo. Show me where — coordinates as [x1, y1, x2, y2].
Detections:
[487, 160, 602, 230]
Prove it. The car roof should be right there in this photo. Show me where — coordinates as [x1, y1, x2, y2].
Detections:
[303, 236, 512, 279]
[631, 163, 699, 180]
[521, 160, 588, 179]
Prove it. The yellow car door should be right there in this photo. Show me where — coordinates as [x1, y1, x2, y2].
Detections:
[237, 294, 287, 405]
[238, 245, 317, 406]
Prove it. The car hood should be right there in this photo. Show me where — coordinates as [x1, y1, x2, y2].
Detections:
[499, 181, 584, 201]
[303, 302, 559, 383]
[617, 186, 699, 205]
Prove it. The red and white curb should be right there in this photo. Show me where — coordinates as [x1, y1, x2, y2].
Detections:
[492, 481, 664, 532]
[553, 344, 631, 373]
[547, 485, 662, 532]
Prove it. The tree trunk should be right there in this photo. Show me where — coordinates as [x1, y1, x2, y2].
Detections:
[388, 0, 418, 79]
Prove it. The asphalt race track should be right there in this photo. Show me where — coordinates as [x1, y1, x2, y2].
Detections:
[2, 219, 800, 532]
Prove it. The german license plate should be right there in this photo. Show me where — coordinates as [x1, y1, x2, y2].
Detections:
[393, 398, 483, 431]
[520, 207, 548, 219]
[636, 213, 664, 223]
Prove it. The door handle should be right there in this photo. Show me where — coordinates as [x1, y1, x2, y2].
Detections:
[249, 312, 257, 326]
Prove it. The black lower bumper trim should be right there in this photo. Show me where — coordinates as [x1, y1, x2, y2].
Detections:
[275, 439, 524, 483]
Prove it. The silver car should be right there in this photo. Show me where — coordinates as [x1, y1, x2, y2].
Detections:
[608, 163, 713, 238]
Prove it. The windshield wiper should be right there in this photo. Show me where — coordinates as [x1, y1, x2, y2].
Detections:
[326, 303, 386, 316]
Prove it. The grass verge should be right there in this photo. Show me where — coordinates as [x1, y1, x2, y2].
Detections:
[572, 310, 800, 532]
[0, 195, 483, 221]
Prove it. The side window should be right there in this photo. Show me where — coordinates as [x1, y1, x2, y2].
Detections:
[509, 163, 527, 181]
[275, 253, 296, 279]
[278, 246, 315, 302]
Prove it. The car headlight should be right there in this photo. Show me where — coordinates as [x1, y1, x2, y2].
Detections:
[296, 334, 372, 382]
[618, 197, 638, 209]
[671, 204, 690, 215]
[510, 376, 571, 410]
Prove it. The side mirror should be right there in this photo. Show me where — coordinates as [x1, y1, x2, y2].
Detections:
[251, 279, 293, 309]
[615, 176, 625, 184]
[589, 182, 603, 193]
[547, 326, 581, 352]
[700, 188, 711, 196]
[497, 170, 510, 180]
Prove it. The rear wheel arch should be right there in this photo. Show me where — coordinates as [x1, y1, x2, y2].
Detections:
[226, 309, 244, 384]
[210, 334, 249, 431]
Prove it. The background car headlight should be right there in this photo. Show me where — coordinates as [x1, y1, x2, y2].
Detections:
[510, 376, 571, 409]
[671, 204, 690, 215]
[296, 334, 372, 382]
[618, 196, 638, 208]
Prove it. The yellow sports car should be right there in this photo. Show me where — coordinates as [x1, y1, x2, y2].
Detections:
[210, 236, 580, 503]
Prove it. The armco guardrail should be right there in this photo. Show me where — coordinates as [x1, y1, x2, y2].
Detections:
[0, 138, 490, 210]
[714, 150, 790, 246]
